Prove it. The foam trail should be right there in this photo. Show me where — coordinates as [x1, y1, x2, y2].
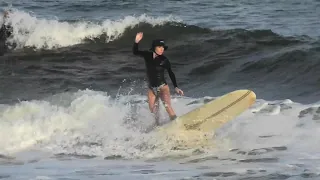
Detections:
[218, 99, 320, 154]
[0, 90, 132, 154]
[1, 89, 320, 162]
[4, 9, 182, 49]
[0, 89, 189, 158]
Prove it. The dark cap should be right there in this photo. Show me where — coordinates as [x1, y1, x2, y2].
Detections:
[150, 39, 168, 51]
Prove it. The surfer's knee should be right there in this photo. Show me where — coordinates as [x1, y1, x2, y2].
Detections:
[162, 96, 173, 110]
[163, 101, 168, 108]
[150, 106, 158, 114]
[149, 103, 156, 113]
[147, 89, 157, 110]
[149, 100, 159, 113]
[160, 87, 171, 105]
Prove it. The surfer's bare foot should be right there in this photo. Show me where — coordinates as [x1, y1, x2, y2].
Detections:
[170, 115, 177, 121]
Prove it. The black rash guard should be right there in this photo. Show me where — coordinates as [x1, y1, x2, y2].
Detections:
[132, 42, 178, 88]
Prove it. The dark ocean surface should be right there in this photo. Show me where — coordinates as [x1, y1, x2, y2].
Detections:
[1, 1, 320, 179]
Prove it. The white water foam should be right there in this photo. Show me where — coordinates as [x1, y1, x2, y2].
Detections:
[1, 89, 320, 163]
[0, 89, 191, 158]
[3, 9, 182, 49]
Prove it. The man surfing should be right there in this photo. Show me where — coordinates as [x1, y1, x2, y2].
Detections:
[133, 32, 184, 125]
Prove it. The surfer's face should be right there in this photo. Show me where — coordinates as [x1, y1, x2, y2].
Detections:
[155, 46, 164, 55]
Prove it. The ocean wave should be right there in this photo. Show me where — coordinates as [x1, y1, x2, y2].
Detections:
[4, 9, 182, 49]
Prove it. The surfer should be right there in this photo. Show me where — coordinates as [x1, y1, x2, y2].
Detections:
[133, 32, 184, 125]
[0, 10, 13, 56]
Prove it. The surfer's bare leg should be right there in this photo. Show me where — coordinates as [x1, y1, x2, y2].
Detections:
[147, 89, 160, 125]
[159, 85, 177, 120]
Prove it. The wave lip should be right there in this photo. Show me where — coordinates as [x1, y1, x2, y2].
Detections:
[5, 9, 182, 49]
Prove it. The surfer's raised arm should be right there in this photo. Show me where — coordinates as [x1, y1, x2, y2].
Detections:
[132, 32, 147, 57]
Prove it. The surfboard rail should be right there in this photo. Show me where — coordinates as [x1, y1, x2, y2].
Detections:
[156, 89, 256, 133]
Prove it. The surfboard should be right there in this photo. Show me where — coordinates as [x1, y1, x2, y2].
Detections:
[154, 89, 256, 146]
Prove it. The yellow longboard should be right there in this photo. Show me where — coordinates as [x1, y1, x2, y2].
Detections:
[154, 89, 256, 146]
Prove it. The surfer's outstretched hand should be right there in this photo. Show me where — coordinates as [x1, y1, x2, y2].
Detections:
[135, 32, 143, 43]
[175, 87, 184, 96]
